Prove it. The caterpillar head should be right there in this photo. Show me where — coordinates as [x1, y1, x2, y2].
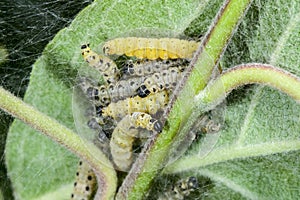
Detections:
[86, 87, 99, 101]
[102, 44, 111, 55]
[81, 44, 90, 56]
[121, 60, 135, 75]
[136, 85, 151, 98]
[186, 176, 198, 190]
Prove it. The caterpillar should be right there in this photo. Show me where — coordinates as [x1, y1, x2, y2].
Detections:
[121, 59, 188, 78]
[79, 64, 184, 106]
[102, 37, 199, 60]
[70, 161, 97, 200]
[78, 76, 146, 107]
[79, 69, 182, 108]
[136, 67, 183, 98]
[101, 90, 169, 120]
[158, 176, 198, 200]
[81, 44, 120, 84]
[110, 112, 162, 171]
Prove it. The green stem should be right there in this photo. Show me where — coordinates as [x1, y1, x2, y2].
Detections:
[117, 0, 253, 199]
[198, 63, 300, 105]
[0, 87, 117, 200]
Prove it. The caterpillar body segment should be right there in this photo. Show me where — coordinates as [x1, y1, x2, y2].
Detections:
[71, 161, 97, 200]
[158, 176, 198, 200]
[110, 112, 161, 171]
[101, 90, 169, 120]
[130, 112, 163, 133]
[122, 59, 187, 78]
[81, 44, 120, 84]
[102, 37, 200, 60]
[110, 115, 138, 171]
[77, 77, 110, 107]
[107, 77, 146, 102]
[78, 76, 146, 107]
[136, 67, 183, 98]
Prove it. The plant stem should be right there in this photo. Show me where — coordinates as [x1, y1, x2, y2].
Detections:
[0, 87, 117, 200]
[198, 63, 300, 105]
[116, 0, 253, 199]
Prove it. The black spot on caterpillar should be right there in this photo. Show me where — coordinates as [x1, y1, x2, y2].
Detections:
[70, 161, 97, 200]
[81, 44, 120, 84]
[102, 37, 199, 60]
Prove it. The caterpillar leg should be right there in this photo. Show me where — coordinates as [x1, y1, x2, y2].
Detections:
[70, 161, 97, 200]
[110, 112, 162, 171]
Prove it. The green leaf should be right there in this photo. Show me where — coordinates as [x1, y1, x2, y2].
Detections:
[6, 0, 300, 199]
[165, 0, 300, 199]
[5, 0, 218, 199]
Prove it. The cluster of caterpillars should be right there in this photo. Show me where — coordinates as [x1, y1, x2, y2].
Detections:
[71, 37, 220, 200]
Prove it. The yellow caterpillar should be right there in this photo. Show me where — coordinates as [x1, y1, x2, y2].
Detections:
[110, 112, 162, 171]
[158, 176, 198, 200]
[101, 90, 169, 120]
[70, 161, 97, 200]
[81, 44, 120, 84]
[102, 37, 199, 60]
